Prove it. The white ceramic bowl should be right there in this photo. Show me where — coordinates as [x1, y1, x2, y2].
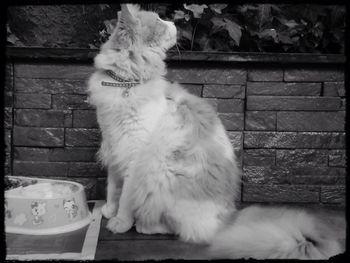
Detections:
[5, 176, 91, 235]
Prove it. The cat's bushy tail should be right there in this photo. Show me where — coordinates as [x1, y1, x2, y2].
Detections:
[208, 206, 345, 260]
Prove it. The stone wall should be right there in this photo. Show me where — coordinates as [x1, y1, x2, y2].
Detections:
[4, 52, 346, 206]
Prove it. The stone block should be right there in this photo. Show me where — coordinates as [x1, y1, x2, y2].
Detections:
[73, 110, 98, 128]
[244, 132, 346, 149]
[247, 96, 341, 111]
[242, 184, 319, 203]
[13, 126, 64, 147]
[65, 128, 101, 147]
[218, 113, 244, 131]
[245, 111, 276, 131]
[247, 82, 321, 96]
[248, 69, 283, 81]
[284, 68, 343, 82]
[15, 93, 51, 109]
[277, 112, 345, 131]
[203, 84, 244, 98]
[15, 109, 72, 127]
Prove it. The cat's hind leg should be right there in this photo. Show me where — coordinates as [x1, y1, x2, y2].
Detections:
[135, 221, 172, 235]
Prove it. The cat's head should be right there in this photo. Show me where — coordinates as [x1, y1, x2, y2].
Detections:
[94, 4, 177, 80]
[103, 4, 177, 52]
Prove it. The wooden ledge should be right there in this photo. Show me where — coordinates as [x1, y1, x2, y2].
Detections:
[6, 46, 345, 64]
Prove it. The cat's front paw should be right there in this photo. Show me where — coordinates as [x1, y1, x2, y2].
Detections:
[107, 216, 133, 233]
[101, 203, 117, 219]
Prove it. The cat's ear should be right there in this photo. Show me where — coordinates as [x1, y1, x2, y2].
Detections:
[126, 4, 140, 15]
[103, 4, 140, 49]
[120, 4, 138, 24]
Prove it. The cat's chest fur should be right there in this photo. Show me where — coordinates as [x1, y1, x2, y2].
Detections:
[88, 74, 169, 168]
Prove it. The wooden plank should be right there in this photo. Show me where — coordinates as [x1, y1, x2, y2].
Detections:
[14, 63, 94, 79]
[95, 240, 209, 260]
[99, 218, 176, 241]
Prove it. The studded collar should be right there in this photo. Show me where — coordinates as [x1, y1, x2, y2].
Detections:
[101, 70, 140, 97]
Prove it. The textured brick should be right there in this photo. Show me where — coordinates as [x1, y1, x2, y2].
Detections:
[49, 147, 98, 162]
[247, 96, 341, 111]
[217, 99, 244, 113]
[15, 109, 72, 127]
[73, 110, 98, 128]
[96, 178, 107, 200]
[243, 149, 275, 166]
[277, 111, 345, 132]
[320, 186, 345, 204]
[245, 111, 276, 131]
[182, 84, 202, 97]
[14, 147, 50, 161]
[340, 99, 346, 110]
[323, 82, 345, 97]
[203, 85, 244, 98]
[5, 63, 13, 91]
[52, 94, 91, 110]
[243, 166, 345, 184]
[289, 175, 345, 185]
[4, 91, 13, 107]
[4, 107, 13, 128]
[205, 98, 218, 110]
[284, 69, 344, 82]
[14, 63, 94, 79]
[218, 113, 244, 131]
[227, 131, 243, 164]
[15, 78, 87, 94]
[276, 149, 328, 167]
[4, 151, 11, 175]
[328, 150, 346, 167]
[244, 169, 344, 185]
[244, 132, 345, 149]
[15, 93, 51, 109]
[166, 67, 246, 84]
[248, 69, 283, 81]
[13, 161, 69, 177]
[68, 162, 105, 177]
[242, 184, 319, 203]
[65, 128, 101, 147]
[13, 126, 64, 147]
[227, 132, 243, 149]
[247, 82, 321, 96]
[4, 129, 11, 152]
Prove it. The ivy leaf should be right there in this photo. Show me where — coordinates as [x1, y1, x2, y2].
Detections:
[99, 4, 110, 11]
[210, 17, 226, 33]
[178, 26, 193, 41]
[103, 19, 118, 34]
[174, 10, 185, 20]
[284, 19, 298, 28]
[184, 4, 208, 18]
[224, 18, 242, 46]
[211, 17, 242, 46]
[257, 28, 278, 43]
[7, 34, 20, 45]
[88, 43, 98, 49]
[209, 4, 228, 14]
[174, 10, 190, 21]
[278, 33, 293, 44]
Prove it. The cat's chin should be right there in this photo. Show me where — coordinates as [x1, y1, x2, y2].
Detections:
[94, 49, 124, 70]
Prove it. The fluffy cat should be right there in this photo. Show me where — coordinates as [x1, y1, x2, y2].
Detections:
[88, 4, 345, 259]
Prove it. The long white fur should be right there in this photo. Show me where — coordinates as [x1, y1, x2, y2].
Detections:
[88, 4, 345, 259]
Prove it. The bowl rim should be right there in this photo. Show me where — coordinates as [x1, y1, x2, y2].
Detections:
[5, 176, 85, 200]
